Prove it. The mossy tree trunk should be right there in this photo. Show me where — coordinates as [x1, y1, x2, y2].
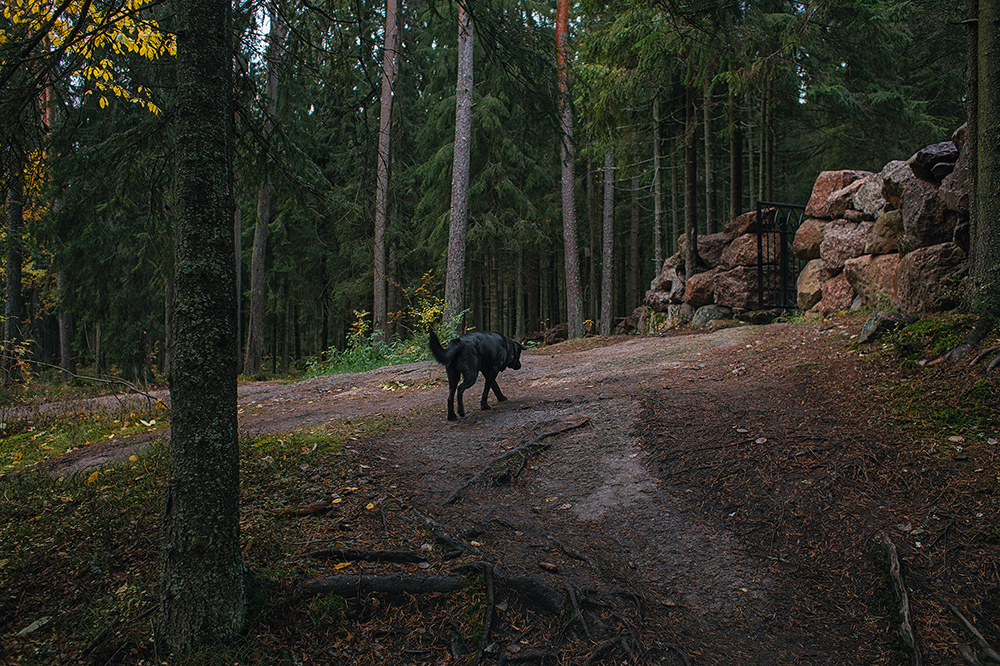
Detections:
[156, 0, 248, 653]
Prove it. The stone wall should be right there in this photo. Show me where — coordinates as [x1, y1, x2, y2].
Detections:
[639, 125, 970, 331]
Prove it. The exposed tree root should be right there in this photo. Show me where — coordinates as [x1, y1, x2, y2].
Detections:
[445, 418, 591, 505]
[881, 533, 922, 666]
[951, 605, 1000, 663]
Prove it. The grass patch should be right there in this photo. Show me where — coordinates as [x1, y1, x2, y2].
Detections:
[0, 413, 404, 665]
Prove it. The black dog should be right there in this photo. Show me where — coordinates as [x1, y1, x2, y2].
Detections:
[428, 331, 526, 421]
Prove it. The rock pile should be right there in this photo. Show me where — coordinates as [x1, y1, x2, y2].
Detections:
[639, 125, 970, 331]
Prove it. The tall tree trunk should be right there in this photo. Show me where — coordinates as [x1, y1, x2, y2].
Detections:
[57, 270, 75, 380]
[747, 96, 756, 210]
[373, 0, 398, 340]
[763, 78, 775, 201]
[971, 0, 1000, 325]
[670, 138, 679, 255]
[233, 168, 242, 374]
[629, 174, 639, 308]
[444, 1, 473, 332]
[683, 84, 699, 289]
[587, 161, 598, 322]
[157, 0, 247, 651]
[489, 248, 500, 331]
[3, 172, 24, 386]
[600, 151, 615, 336]
[729, 89, 743, 218]
[703, 78, 717, 234]
[652, 95, 663, 272]
[244, 6, 285, 374]
[557, 0, 583, 339]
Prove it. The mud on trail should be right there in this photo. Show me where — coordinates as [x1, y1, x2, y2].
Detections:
[39, 316, 1000, 664]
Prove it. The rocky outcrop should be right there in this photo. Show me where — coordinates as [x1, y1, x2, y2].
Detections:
[639, 125, 970, 332]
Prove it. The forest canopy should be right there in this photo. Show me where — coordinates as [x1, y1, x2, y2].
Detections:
[0, 0, 967, 383]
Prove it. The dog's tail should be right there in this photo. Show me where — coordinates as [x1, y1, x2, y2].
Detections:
[428, 331, 461, 366]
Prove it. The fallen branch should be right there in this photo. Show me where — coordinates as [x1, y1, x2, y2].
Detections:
[881, 533, 922, 666]
[301, 548, 427, 564]
[299, 574, 466, 597]
[951, 605, 1000, 663]
[446, 418, 591, 505]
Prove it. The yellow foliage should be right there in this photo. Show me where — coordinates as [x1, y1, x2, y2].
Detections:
[0, 0, 175, 115]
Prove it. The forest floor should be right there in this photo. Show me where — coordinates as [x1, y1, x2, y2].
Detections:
[14, 311, 1000, 665]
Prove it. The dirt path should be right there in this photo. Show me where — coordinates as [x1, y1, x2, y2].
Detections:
[37, 316, 996, 663]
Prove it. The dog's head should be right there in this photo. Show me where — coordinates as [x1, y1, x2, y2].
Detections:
[506, 339, 526, 370]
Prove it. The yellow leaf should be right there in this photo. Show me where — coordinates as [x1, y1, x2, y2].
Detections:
[365, 503, 375, 510]
[334, 562, 351, 570]
[99, 96, 108, 109]
[87, 471, 100, 483]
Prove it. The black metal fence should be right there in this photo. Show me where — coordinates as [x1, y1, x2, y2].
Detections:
[756, 201, 807, 310]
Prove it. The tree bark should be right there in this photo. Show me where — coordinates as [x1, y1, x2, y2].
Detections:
[157, 0, 247, 652]
[729, 89, 743, 218]
[3, 172, 24, 386]
[57, 270, 75, 380]
[971, 0, 1000, 325]
[244, 6, 285, 375]
[652, 95, 663, 272]
[444, 1, 473, 333]
[629, 175, 639, 308]
[373, 0, 398, 341]
[703, 78, 717, 234]
[600, 151, 614, 336]
[683, 84, 699, 289]
[557, 0, 583, 339]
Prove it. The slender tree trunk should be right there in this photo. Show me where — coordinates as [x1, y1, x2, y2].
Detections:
[157, 0, 248, 651]
[244, 6, 284, 374]
[57, 270, 75, 380]
[630, 175, 639, 307]
[373, 0, 398, 340]
[587, 161, 598, 322]
[729, 89, 743, 218]
[703, 78, 717, 233]
[3, 173, 24, 386]
[747, 95, 756, 210]
[684, 84, 699, 288]
[515, 248, 525, 339]
[670, 139, 679, 255]
[600, 151, 615, 336]
[557, 0, 583, 338]
[652, 95, 663, 272]
[444, 1, 473, 332]
[489, 248, 500, 331]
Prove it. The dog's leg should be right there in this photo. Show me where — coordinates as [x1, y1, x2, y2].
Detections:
[490, 378, 507, 403]
[480, 371, 499, 410]
[456, 371, 478, 417]
[446, 369, 460, 421]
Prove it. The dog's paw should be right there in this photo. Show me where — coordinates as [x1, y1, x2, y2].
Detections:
[481, 404, 491, 411]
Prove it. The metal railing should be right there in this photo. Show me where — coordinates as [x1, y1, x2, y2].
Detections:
[756, 201, 807, 310]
